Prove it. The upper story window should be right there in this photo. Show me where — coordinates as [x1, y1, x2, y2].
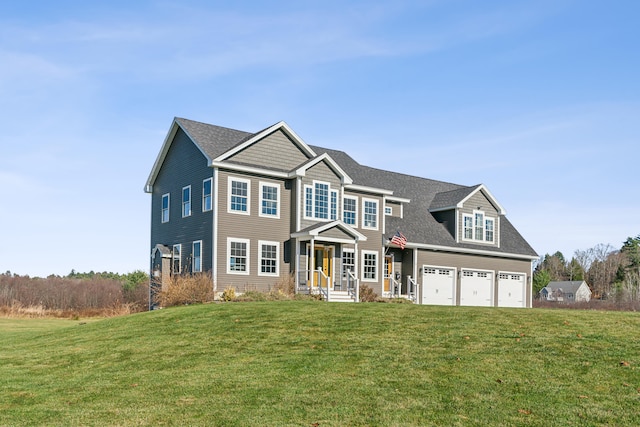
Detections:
[203, 178, 212, 212]
[304, 181, 338, 221]
[343, 196, 357, 226]
[462, 210, 496, 244]
[228, 177, 250, 215]
[362, 198, 378, 230]
[161, 193, 170, 223]
[182, 185, 191, 217]
[259, 182, 279, 218]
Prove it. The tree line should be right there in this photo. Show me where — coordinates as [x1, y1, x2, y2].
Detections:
[533, 235, 640, 301]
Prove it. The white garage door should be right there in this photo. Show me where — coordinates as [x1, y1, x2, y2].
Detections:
[498, 272, 526, 308]
[422, 266, 455, 305]
[460, 270, 493, 307]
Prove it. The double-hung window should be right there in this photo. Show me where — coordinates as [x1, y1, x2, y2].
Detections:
[462, 210, 496, 243]
[229, 177, 250, 214]
[259, 182, 279, 218]
[202, 178, 212, 212]
[362, 251, 378, 281]
[161, 193, 170, 223]
[192, 241, 202, 273]
[330, 190, 338, 220]
[314, 182, 329, 219]
[343, 196, 357, 226]
[227, 238, 249, 274]
[463, 215, 473, 240]
[485, 218, 495, 242]
[342, 249, 355, 278]
[362, 198, 378, 230]
[182, 186, 191, 217]
[172, 244, 181, 274]
[474, 212, 484, 241]
[258, 241, 279, 276]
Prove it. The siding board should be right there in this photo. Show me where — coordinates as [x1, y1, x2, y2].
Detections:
[228, 130, 310, 171]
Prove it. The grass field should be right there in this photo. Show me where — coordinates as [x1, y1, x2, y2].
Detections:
[1, 302, 639, 426]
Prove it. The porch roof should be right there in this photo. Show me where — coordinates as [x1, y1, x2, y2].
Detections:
[291, 221, 367, 243]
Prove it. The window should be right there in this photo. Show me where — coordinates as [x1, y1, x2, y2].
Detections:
[362, 251, 378, 281]
[192, 241, 202, 273]
[229, 177, 250, 214]
[343, 197, 357, 226]
[314, 182, 329, 219]
[172, 244, 181, 274]
[259, 241, 279, 276]
[342, 249, 355, 278]
[485, 218, 494, 242]
[161, 193, 170, 223]
[202, 178, 212, 212]
[227, 238, 249, 274]
[462, 210, 496, 244]
[182, 186, 191, 217]
[330, 190, 338, 221]
[385, 206, 392, 216]
[259, 182, 279, 218]
[304, 181, 336, 221]
[362, 199, 378, 229]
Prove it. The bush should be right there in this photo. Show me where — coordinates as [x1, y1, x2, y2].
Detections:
[155, 273, 215, 307]
[359, 284, 378, 302]
[219, 287, 236, 302]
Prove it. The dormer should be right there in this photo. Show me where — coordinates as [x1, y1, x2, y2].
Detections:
[429, 184, 505, 247]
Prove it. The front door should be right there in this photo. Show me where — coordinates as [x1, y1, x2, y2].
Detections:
[383, 256, 393, 293]
[311, 245, 333, 288]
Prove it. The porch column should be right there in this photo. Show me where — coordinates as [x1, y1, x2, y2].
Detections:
[294, 238, 300, 294]
[354, 240, 359, 302]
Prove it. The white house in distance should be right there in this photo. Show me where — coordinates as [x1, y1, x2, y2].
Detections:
[540, 281, 592, 303]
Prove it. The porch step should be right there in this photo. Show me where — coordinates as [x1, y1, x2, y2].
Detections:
[327, 290, 356, 303]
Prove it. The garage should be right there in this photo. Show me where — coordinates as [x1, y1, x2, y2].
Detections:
[460, 269, 493, 306]
[421, 266, 455, 305]
[497, 272, 526, 307]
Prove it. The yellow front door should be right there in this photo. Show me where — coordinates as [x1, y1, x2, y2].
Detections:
[312, 245, 333, 288]
[383, 256, 393, 292]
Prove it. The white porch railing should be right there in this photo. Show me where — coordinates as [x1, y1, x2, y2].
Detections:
[346, 269, 359, 302]
[408, 276, 418, 303]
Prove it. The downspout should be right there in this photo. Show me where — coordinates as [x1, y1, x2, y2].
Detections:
[212, 167, 219, 293]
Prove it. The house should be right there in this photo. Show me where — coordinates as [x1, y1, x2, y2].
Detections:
[540, 281, 592, 303]
[145, 117, 538, 307]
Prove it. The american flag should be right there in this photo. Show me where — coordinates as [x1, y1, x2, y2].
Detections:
[390, 231, 407, 249]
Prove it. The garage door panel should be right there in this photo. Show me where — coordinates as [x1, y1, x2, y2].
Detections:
[422, 267, 455, 305]
[460, 270, 493, 307]
[498, 272, 526, 308]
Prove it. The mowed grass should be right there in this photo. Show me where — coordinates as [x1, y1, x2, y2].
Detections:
[1, 302, 639, 426]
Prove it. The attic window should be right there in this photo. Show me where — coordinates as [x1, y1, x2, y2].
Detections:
[462, 210, 495, 244]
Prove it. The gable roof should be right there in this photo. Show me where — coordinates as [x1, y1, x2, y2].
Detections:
[544, 281, 591, 294]
[430, 184, 506, 215]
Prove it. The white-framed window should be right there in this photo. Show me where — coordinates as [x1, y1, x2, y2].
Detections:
[182, 185, 191, 217]
[362, 198, 378, 230]
[258, 240, 279, 276]
[385, 206, 392, 216]
[228, 177, 250, 215]
[202, 178, 212, 212]
[342, 248, 355, 278]
[462, 210, 496, 243]
[304, 180, 337, 221]
[259, 182, 280, 218]
[161, 193, 170, 223]
[362, 250, 378, 282]
[172, 244, 181, 274]
[227, 238, 250, 275]
[192, 241, 202, 273]
[343, 196, 357, 227]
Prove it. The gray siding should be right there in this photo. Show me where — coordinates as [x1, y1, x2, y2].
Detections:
[215, 170, 293, 291]
[458, 190, 500, 246]
[432, 210, 456, 237]
[228, 130, 310, 171]
[151, 128, 214, 274]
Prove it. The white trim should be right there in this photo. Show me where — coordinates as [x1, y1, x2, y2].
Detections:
[161, 193, 170, 223]
[461, 209, 496, 245]
[361, 197, 379, 231]
[258, 181, 280, 219]
[422, 265, 457, 305]
[345, 183, 394, 196]
[192, 240, 203, 273]
[410, 242, 539, 261]
[296, 177, 302, 231]
[303, 184, 313, 220]
[342, 195, 358, 228]
[290, 220, 367, 242]
[212, 169, 219, 289]
[361, 250, 379, 282]
[210, 161, 290, 178]
[385, 206, 392, 216]
[214, 121, 317, 162]
[258, 240, 280, 277]
[202, 178, 213, 212]
[294, 153, 353, 185]
[182, 185, 192, 218]
[227, 176, 251, 215]
[330, 189, 339, 221]
[386, 195, 411, 203]
[227, 237, 250, 275]
[459, 184, 506, 215]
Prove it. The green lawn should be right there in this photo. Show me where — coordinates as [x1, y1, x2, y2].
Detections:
[1, 302, 639, 426]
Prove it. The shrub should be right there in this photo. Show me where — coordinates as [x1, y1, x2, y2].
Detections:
[271, 274, 295, 296]
[155, 273, 215, 307]
[359, 284, 378, 302]
[219, 287, 236, 302]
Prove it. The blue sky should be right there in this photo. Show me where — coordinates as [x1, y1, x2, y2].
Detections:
[1, 0, 638, 277]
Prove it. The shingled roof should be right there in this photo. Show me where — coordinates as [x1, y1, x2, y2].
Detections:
[159, 118, 537, 258]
